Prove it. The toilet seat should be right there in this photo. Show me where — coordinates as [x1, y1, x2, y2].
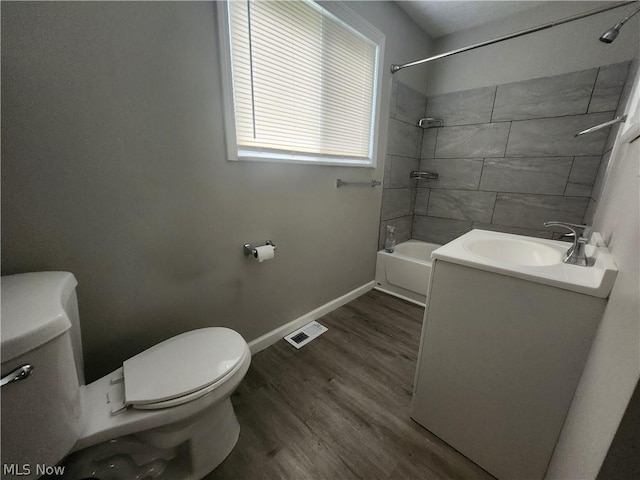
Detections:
[122, 327, 247, 410]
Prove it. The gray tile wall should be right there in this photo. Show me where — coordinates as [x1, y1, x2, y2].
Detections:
[584, 56, 638, 224]
[378, 78, 425, 249]
[411, 62, 631, 245]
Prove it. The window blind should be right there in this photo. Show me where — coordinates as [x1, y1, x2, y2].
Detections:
[228, 0, 379, 162]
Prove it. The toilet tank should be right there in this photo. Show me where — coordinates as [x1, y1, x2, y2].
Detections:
[1, 272, 85, 477]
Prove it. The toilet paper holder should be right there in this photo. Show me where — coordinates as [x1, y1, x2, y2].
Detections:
[243, 240, 277, 258]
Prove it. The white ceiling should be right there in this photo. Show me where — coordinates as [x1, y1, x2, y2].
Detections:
[396, 1, 547, 38]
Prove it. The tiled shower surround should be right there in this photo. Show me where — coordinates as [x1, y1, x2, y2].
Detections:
[380, 61, 630, 248]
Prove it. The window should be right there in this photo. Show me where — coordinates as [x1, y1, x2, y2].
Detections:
[218, 0, 384, 167]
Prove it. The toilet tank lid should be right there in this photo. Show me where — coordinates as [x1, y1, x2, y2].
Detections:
[1, 272, 77, 363]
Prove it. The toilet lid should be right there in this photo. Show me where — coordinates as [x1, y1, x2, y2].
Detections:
[123, 327, 247, 406]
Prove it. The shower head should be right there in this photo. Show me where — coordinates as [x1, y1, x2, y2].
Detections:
[599, 23, 622, 43]
[599, 6, 640, 43]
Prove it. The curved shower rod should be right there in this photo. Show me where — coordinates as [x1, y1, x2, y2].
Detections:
[391, 1, 638, 74]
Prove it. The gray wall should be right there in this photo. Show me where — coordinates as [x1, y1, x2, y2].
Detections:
[427, 1, 640, 96]
[1, 1, 432, 381]
[345, 1, 434, 96]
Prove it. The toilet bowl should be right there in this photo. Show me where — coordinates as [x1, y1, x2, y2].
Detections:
[0, 272, 251, 480]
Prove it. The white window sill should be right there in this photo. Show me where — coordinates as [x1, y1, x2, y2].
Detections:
[232, 150, 375, 168]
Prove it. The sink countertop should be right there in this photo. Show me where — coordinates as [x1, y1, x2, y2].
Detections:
[431, 229, 618, 298]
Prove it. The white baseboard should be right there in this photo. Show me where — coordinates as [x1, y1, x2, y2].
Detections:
[247, 281, 375, 355]
[373, 286, 426, 307]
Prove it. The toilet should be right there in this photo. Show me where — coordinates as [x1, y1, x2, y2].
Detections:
[0, 271, 251, 480]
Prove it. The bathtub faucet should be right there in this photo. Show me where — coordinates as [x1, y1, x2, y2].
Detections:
[543, 221, 594, 267]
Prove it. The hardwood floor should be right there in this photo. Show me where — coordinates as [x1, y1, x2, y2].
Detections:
[207, 290, 495, 480]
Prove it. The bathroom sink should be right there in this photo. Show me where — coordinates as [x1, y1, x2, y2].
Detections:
[464, 237, 563, 267]
[430, 229, 618, 298]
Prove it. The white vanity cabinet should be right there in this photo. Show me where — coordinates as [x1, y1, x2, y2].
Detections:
[410, 230, 617, 480]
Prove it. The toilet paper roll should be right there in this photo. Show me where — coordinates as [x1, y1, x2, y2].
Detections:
[255, 245, 275, 262]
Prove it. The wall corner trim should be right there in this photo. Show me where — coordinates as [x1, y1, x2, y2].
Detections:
[247, 281, 376, 355]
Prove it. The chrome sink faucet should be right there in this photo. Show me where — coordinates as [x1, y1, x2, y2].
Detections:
[543, 221, 595, 267]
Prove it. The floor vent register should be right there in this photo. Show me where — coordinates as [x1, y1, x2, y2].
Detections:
[284, 321, 328, 349]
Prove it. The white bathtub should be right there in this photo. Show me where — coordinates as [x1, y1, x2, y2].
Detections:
[374, 240, 441, 306]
